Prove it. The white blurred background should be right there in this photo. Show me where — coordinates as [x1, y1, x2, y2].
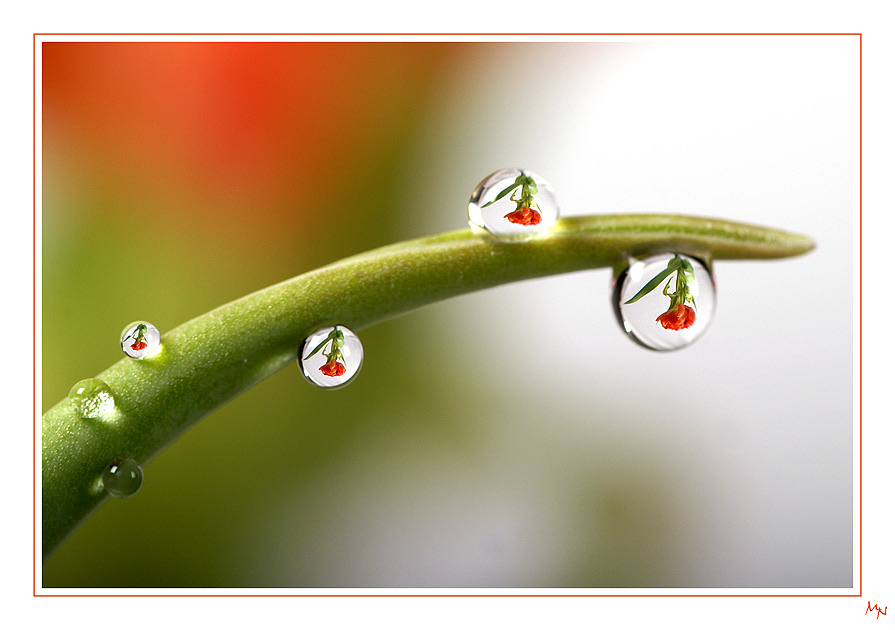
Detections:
[277, 39, 856, 587]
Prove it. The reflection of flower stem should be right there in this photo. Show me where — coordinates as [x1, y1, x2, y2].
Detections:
[482, 173, 543, 226]
[624, 255, 697, 330]
[304, 327, 346, 377]
[41, 214, 813, 561]
[130, 324, 149, 351]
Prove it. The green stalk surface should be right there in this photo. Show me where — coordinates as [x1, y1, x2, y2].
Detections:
[42, 214, 814, 561]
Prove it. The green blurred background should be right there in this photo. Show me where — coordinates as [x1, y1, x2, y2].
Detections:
[41, 39, 855, 588]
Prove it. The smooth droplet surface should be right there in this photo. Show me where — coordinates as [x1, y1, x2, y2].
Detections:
[120, 321, 161, 359]
[102, 457, 143, 498]
[612, 253, 716, 351]
[298, 325, 363, 389]
[468, 168, 559, 241]
[68, 378, 115, 419]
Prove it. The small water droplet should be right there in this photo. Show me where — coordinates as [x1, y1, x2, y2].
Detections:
[298, 325, 363, 389]
[120, 321, 161, 359]
[68, 378, 115, 418]
[468, 168, 559, 241]
[102, 457, 143, 498]
[612, 253, 716, 351]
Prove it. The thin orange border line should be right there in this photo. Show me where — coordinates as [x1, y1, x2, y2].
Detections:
[33, 31, 38, 599]
[29, 593, 864, 597]
[33, 32, 863, 598]
[33, 32, 863, 36]
[858, 31, 863, 599]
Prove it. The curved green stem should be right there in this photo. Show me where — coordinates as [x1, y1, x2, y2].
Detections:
[41, 214, 813, 561]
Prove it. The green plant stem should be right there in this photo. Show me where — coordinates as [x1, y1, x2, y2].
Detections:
[41, 214, 813, 561]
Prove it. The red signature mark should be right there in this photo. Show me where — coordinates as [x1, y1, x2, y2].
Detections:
[866, 602, 887, 619]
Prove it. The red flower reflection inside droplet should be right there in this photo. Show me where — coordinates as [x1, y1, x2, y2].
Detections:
[504, 206, 542, 226]
[130, 340, 148, 351]
[319, 359, 347, 377]
[656, 304, 696, 330]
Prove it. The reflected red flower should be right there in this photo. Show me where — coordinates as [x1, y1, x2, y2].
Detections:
[504, 206, 542, 226]
[656, 304, 696, 330]
[130, 340, 148, 351]
[319, 359, 347, 377]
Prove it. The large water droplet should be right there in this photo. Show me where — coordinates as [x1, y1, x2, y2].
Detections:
[298, 325, 363, 389]
[612, 253, 716, 351]
[68, 378, 115, 418]
[120, 321, 161, 359]
[468, 168, 559, 241]
[102, 457, 143, 498]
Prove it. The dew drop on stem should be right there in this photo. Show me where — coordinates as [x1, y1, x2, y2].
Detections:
[102, 457, 143, 498]
[120, 321, 161, 359]
[612, 253, 717, 351]
[68, 378, 115, 419]
[468, 168, 559, 241]
[298, 325, 364, 389]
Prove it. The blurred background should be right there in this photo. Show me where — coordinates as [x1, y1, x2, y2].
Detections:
[41, 38, 856, 588]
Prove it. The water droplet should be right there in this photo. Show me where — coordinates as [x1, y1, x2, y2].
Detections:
[612, 253, 716, 352]
[102, 457, 143, 498]
[468, 168, 559, 241]
[120, 321, 161, 359]
[68, 378, 115, 418]
[298, 325, 363, 389]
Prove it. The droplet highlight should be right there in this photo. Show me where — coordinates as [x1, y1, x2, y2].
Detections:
[612, 253, 716, 351]
[468, 168, 559, 241]
[298, 325, 363, 389]
[102, 457, 143, 498]
[68, 378, 115, 419]
[120, 321, 161, 359]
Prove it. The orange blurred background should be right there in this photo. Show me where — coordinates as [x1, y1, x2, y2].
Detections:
[42, 42, 461, 586]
